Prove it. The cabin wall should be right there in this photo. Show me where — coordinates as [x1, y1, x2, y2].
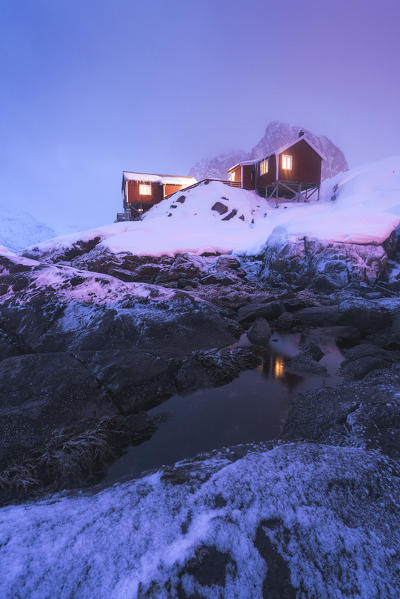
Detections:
[127, 180, 164, 206]
[255, 154, 276, 194]
[164, 184, 185, 198]
[242, 165, 255, 190]
[278, 139, 322, 184]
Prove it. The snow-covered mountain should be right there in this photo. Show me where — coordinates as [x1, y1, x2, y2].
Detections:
[189, 120, 349, 181]
[0, 205, 56, 252]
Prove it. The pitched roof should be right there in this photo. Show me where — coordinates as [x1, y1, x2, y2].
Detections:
[269, 136, 326, 161]
[122, 171, 197, 186]
[227, 136, 326, 173]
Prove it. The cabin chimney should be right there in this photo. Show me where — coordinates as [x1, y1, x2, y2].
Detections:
[298, 129, 305, 137]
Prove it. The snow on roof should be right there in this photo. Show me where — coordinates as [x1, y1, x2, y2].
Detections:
[123, 171, 197, 186]
[227, 160, 258, 171]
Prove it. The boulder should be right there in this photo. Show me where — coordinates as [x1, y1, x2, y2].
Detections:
[272, 311, 294, 331]
[237, 300, 285, 323]
[340, 343, 398, 380]
[338, 298, 392, 333]
[283, 367, 400, 457]
[293, 305, 341, 327]
[211, 201, 229, 215]
[247, 317, 271, 346]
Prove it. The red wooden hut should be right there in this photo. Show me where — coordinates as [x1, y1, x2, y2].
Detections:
[118, 171, 197, 220]
[227, 132, 325, 202]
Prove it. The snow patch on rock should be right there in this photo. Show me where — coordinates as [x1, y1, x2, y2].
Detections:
[0, 443, 398, 598]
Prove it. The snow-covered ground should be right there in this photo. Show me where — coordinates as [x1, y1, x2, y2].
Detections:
[26, 156, 400, 260]
[0, 443, 398, 598]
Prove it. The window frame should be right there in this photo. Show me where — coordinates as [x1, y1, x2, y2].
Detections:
[139, 183, 152, 196]
[259, 158, 269, 176]
[281, 154, 293, 171]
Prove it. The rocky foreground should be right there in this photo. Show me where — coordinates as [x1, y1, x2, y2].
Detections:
[0, 234, 400, 597]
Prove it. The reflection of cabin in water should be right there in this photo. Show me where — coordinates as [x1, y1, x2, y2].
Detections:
[117, 171, 197, 221]
[227, 131, 325, 203]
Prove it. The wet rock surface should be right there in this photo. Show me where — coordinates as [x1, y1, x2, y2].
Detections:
[283, 366, 400, 458]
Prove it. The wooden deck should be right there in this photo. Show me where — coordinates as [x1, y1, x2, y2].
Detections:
[265, 180, 320, 205]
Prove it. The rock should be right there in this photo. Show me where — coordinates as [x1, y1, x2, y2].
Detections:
[3, 442, 399, 597]
[175, 347, 260, 392]
[254, 235, 389, 288]
[77, 349, 180, 413]
[222, 209, 238, 221]
[285, 353, 327, 376]
[272, 311, 294, 331]
[200, 273, 238, 286]
[211, 201, 229, 215]
[340, 344, 398, 380]
[0, 295, 240, 356]
[215, 255, 240, 270]
[308, 325, 360, 345]
[338, 298, 392, 333]
[0, 352, 117, 470]
[283, 367, 400, 458]
[0, 412, 157, 504]
[293, 305, 341, 327]
[131, 263, 166, 283]
[247, 317, 271, 346]
[302, 340, 324, 361]
[237, 300, 285, 323]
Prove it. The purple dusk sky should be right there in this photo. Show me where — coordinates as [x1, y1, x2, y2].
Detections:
[0, 0, 399, 230]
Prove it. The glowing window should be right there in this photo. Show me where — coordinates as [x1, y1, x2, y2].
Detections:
[230, 171, 236, 182]
[139, 183, 151, 196]
[259, 158, 269, 175]
[282, 154, 293, 170]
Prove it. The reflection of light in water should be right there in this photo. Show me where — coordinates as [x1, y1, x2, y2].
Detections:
[274, 356, 284, 379]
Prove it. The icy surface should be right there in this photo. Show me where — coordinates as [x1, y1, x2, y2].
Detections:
[0, 443, 398, 598]
[27, 157, 400, 260]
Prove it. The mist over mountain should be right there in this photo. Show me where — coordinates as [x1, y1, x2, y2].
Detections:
[189, 121, 349, 181]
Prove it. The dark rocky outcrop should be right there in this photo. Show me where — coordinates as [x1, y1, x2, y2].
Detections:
[243, 236, 392, 289]
[283, 366, 400, 458]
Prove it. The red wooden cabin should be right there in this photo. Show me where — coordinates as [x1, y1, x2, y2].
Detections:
[119, 171, 197, 220]
[227, 132, 325, 202]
